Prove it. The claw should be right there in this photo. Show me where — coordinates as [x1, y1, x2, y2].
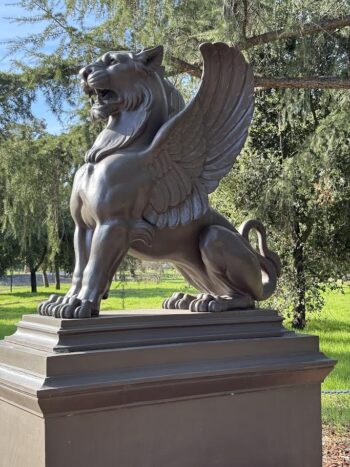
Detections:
[52, 304, 62, 318]
[38, 302, 45, 315]
[163, 292, 184, 309]
[47, 296, 64, 316]
[175, 293, 197, 310]
[38, 294, 61, 316]
[189, 294, 216, 312]
[60, 297, 82, 319]
[46, 304, 55, 316]
[208, 300, 222, 312]
[73, 300, 93, 318]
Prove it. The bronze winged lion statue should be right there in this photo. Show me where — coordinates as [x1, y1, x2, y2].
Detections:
[39, 42, 281, 318]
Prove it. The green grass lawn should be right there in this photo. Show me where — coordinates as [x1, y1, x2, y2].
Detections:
[297, 287, 350, 427]
[0, 280, 349, 426]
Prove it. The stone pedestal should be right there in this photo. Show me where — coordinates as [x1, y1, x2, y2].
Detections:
[0, 309, 335, 467]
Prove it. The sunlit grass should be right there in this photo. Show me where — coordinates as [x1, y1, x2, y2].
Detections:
[296, 286, 350, 426]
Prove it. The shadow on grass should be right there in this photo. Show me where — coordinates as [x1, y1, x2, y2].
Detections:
[307, 319, 350, 334]
[0, 323, 18, 340]
[0, 310, 24, 319]
[0, 291, 57, 300]
[108, 286, 193, 299]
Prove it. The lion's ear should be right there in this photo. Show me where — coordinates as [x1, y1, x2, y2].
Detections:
[135, 45, 164, 70]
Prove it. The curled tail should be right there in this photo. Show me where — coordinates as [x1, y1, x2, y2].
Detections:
[238, 219, 282, 300]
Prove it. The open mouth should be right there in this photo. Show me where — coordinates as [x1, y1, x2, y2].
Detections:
[82, 82, 119, 108]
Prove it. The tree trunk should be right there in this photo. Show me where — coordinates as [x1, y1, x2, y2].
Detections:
[292, 233, 306, 329]
[55, 265, 61, 290]
[30, 270, 37, 293]
[28, 246, 47, 293]
[42, 269, 49, 287]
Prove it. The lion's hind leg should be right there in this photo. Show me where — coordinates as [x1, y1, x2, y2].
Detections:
[194, 225, 262, 312]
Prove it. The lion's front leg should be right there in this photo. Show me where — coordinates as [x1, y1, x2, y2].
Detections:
[59, 221, 130, 319]
[38, 226, 93, 317]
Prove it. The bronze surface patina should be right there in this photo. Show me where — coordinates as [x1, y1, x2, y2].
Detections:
[39, 42, 281, 319]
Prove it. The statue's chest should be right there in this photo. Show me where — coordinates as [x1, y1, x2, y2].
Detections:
[73, 156, 152, 224]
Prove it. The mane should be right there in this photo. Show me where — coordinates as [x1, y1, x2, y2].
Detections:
[85, 70, 185, 163]
[85, 84, 152, 162]
[163, 77, 185, 118]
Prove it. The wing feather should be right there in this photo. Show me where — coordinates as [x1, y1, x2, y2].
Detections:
[143, 42, 254, 228]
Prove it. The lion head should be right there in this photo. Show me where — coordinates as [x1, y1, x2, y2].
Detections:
[80, 46, 166, 120]
[80, 46, 185, 163]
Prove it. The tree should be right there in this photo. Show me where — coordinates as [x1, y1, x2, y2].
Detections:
[211, 88, 350, 327]
[0, 233, 20, 278]
[0, 72, 35, 136]
[1, 0, 349, 324]
[6, 0, 350, 96]
[0, 122, 87, 292]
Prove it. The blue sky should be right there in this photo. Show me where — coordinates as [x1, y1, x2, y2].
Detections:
[0, 0, 73, 133]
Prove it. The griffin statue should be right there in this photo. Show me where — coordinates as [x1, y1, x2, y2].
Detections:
[39, 42, 281, 319]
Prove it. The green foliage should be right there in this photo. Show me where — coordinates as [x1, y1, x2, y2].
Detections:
[0, 72, 35, 134]
[212, 87, 350, 326]
[0, 121, 91, 281]
[0, 234, 20, 276]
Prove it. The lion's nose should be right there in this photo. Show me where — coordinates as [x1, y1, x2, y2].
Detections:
[79, 65, 94, 81]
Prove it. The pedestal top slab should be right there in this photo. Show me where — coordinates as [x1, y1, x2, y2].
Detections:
[0, 308, 335, 417]
[4, 308, 287, 353]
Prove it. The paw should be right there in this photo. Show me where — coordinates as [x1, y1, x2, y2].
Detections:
[190, 295, 255, 312]
[46, 296, 64, 316]
[73, 300, 97, 318]
[189, 294, 215, 312]
[163, 292, 212, 311]
[59, 297, 82, 319]
[175, 294, 197, 310]
[51, 296, 71, 318]
[38, 294, 61, 316]
[43, 295, 99, 319]
[162, 292, 184, 309]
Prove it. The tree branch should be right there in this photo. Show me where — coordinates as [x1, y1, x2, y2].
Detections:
[238, 15, 350, 50]
[169, 14, 350, 83]
[31, 0, 81, 41]
[168, 56, 350, 88]
[242, 0, 249, 41]
[168, 56, 202, 78]
[254, 76, 350, 89]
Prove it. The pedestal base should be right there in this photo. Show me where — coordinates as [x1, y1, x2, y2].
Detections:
[0, 309, 335, 467]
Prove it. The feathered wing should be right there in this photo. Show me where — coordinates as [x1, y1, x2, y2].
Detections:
[143, 42, 254, 229]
